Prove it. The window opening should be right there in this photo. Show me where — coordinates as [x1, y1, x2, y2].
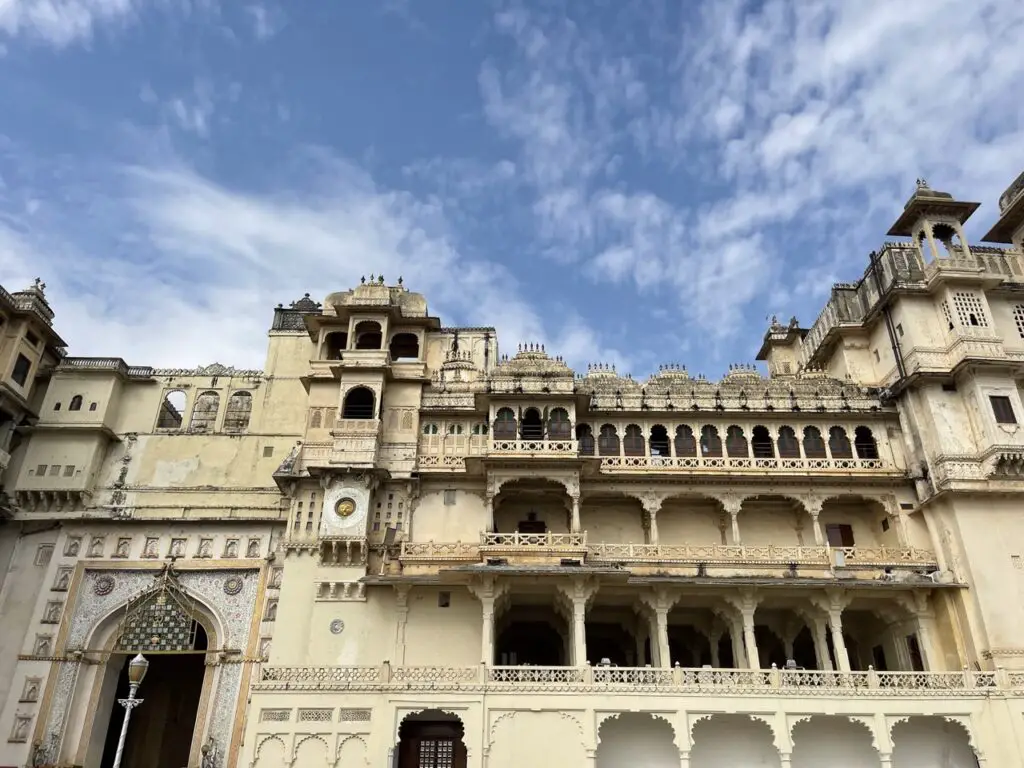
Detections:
[750, 425, 774, 458]
[342, 387, 375, 419]
[520, 408, 543, 440]
[623, 424, 645, 456]
[825, 523, 855, 548]
[597, 424, 619, 456]
[11, 354, 31, 386]
[547, 408, 571, 439]
[991, 395, 1017, 425]
[576, 424, 594, 455]
[674, 425, 697, 457]
[802, 426, 827, 458]
[69, 395, 83, 411]
[853, 426, 879, 459]
[777, 426, 800, 458]
[699, 425, 722, 457]
[725, 426, 748, 457]
[157, 390, 187, 429]
[224, 391, 253, 432]
[649, 425, 669, 456]
[353, 321, 383, 350]
[389, 332, 420, 360]
[188, 391, 220, 432]
[493, 408, 517, 439]
[828, 426, 853, 458]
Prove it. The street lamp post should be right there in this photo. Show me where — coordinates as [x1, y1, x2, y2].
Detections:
[111, 653, 149, 768]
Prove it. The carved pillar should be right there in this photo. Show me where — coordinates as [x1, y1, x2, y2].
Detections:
[570, 493, 581, 534]
[485, 492, 496, 534]
[912, 592, 942, 671]
[655, 607, 671, 669]
[741, 607, 759, 669]
[884, 496, 910, 547]
[921, 509, 949, 571]
[394, 585, 411, 664]
[709, 629, 722, 668]
[634, 617, 647, 666]
[470, 577, 504, 665]
[642, 589, 677, 668]
[720, 496, 743, 545]
[812, 617, 833, 671]
[824, 593, 851, 672]
[729, 617, 746, 668]
[802, 497, 824, 546]
[559, 578, 594, 666]
[641, 495, 662, 545]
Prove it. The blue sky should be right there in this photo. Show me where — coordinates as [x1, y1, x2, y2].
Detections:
[1, 0, 1023, 376]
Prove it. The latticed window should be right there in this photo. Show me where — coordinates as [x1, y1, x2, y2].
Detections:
[576, 424, 595, 455]
[423, 423, 439, 435]
[223, 391, 252, 432]
[699, 425, 722, 457]
[417, 739, 455, 768]
[1014, 305, 1024, 338]
[674, 425, 697, 457]
[493, 408, 517, 439]
[598, 424, 619, 456]
[828, 426, 854, 458]
[940, 301, 954, 330]
[115, 569, 200, 653]
[777, 426, 800, 458]
[802, 426, 827, 458]
[725, 426, 748, 457]
[951, 291, 988, 327]
[547, 408, 571, 439]
[188, 391, 220, 432]
[623, 424, 645, 456]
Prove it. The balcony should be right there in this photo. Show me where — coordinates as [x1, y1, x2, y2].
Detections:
[597, 455, 898, 476]
[296, 419, 382, 470]
[394, 540, 939, 577]
[256, 663, 1011, 695]
[488, 439, 578, 457]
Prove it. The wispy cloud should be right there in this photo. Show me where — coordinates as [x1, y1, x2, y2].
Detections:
[0, 140, 630, 371]
[0, 0, 135, 48]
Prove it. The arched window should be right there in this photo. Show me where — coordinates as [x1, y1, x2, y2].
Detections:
[777, 426, 800, 458]
[224, 391, 253, 432]
[323, 332, 348, 360]
[598, 424, 620, 456]
[389, 333, 420, 360]
[520, 408, 543, 440]
[156, 390, 187, 429]
[353, 321, 383, 350]
[472, 423, 488, 435]
[623, 424, 645, 456]
[699, 425, 722, 457]
[674, 425, 697, 457]
[493, 408, 517, 439]
[802, 426, 827, 458]
[342, 387, 375, 419]
[854, 426, 879, 459]
[188, 391, 220, 432]
[649, 425, 670, 456]
[422, 423, 439, 435]
[54, 402, 61, 411]
[725, 426, 748, 457]
[547, 408, 571, 439]
[751, 425, 774, 458]
[576, 424, 595, 455]
[447, 424, 464, 435]
[828, 426, 853, 458]
[69, 395, 83, 411]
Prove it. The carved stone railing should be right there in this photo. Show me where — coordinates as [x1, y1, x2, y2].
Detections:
[255, 663, 1007, 696]
[588, 543, 829, 566]
[598, 455, 896, 474]
[481, 531, 587, 550]
[400, 541, 480, 562]
[489, 439, 578, 456]
[297, 420, 382, 469]
[831, 546, 938, 568]
[56, 357, 155, 378]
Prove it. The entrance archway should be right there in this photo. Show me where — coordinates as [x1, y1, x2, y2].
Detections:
[396, 710, 468, 768]
[98, 623, 208, 768]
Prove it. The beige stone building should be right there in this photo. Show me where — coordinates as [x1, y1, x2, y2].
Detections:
[2, 172, 1024, 767]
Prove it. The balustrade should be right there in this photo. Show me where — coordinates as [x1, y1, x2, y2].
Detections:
[489, 439, 578, 455]
[256, 663, 1005, 695]
[481, 531, 587, 549]
[599, 455, 891, 473]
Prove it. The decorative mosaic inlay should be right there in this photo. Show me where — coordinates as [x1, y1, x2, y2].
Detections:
[223, 576, 244, 596]
[329, 619, 345, 635]
[94, 575, 116, 596]
[43, 567, 259, 761]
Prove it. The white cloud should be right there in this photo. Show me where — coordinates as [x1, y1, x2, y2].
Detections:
[0, 0, 134, 47]
[0, 144, 630, 372]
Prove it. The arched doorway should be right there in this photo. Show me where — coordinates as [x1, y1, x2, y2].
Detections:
[396, 710, 468, 768]
[74, 566, 220, 768]
[98, 623, 208, 768]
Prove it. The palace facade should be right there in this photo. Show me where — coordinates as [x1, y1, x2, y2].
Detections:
[2, 172, 1024, 768]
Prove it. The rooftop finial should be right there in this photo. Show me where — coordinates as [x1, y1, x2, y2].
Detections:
[916, 177, 929, 189]
[360, 275, 366, 284]
[397, 275, 403, 285]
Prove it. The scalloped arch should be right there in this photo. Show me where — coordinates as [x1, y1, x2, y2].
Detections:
[488, 709, 585, 750]
[336, 734, 370, 766]
[251, 734, 286, 768]
[597, 711, 680, 749]
[292, 734, 330, 761]
[791, 714, 879, 751]
[395, 708, 473, 758]
[691, 713, 781, 751]
[890, 714, 979, 754]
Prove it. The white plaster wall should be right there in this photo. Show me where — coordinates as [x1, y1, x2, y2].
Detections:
[596, 713, 678, 768]
[251, 736, 288, 768]
[690, 715, 781, 767]
[404, 587, 482, 666]
[658, 501, 723, 546]
[413, 490, 487, 542]
[489, 711, 588, 768]
[791, 716, 879, 768]
[583, 504, 645, 543]
[891, 717, 978, 767]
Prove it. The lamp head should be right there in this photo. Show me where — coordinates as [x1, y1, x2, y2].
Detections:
[127, 653, 150, 686]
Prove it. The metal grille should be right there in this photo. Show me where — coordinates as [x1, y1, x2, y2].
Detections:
[419, 739, 454, 768]
[115, 567, 199, 653]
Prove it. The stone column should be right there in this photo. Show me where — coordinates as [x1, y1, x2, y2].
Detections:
[395, 585, 411, 664]
[709, 629, 722, 668]
[741, 606, 759, 669]
[729, 618, 746, 668]
[913, 593, 942, 671]
[828, 606, 851, 672]
[641, 495, 662, 545]
[570, 493, 581, 534]
[485, 492, 496, 533]
[812, 617, 834, 671]
[655, 607, 671, 669]
[803, 497, 824, 546]
[634, 619, 647, 666]
[481, 596, 495, 665]
[572, 596, 587, 666]
[720, 496, 743, 545]
[921, 509, 949, 572]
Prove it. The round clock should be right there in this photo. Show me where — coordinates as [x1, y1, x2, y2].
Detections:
[335, 498, 357, 518]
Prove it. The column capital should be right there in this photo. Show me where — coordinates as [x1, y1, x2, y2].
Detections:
[718, 493, 745, 515]
[640, 586, 678, 614]
[468, 575, 507, 604]
[724, 587, 760, 616]
[557, 575, 597, 606]
[633, 491, 666, 515]
[393, 583, 412, 609]
[800, 493, 824, 516]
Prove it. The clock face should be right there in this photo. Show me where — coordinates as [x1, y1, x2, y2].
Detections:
[335, 498, 357, 518]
